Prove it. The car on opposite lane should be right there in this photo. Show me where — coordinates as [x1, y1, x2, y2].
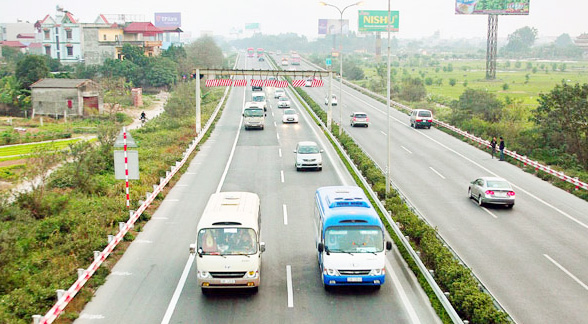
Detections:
[468, 176, 515, 208]
[324, 94, 337, 105]
[350, 112, 369, 127]
[282, 109, 299, 123]
[294, 141, 323, 171]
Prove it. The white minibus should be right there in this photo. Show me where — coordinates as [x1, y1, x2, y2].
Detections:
[190, 192, 265, 293]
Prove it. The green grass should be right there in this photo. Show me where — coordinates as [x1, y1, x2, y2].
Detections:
[0, 138, 89, 158]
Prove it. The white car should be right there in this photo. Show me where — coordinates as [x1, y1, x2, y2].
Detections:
[350, 112, 369, 127]
[324, 94, 337, 105]
[274, 88, 285, 99]
[282, 109, 299, 123]
[305, 78, 313, 87]
[277, 96, 291, 108]
[294, 141, 323, 171]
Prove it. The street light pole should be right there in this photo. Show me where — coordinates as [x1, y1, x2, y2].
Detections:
[320, 1, 363, 136]
[386, 0, 391, 195]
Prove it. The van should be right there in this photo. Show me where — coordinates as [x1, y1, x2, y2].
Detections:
[252, 91, 267, 111]
[314, 186, 392, 290]
[190, 192, 265, 293]
[410, 109, 433, 129]
[243, 102, 266, 130]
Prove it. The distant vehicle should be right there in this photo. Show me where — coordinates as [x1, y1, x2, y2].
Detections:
[242, 102, 266, 130]
[315, 186, 393, 290]
[251, 91, 267, 111]
[274, 88, 286, 99]
[350, 112, 369, 127]
[324, 94, 337, 106]
[468, 176, 515, 208]
[294, 141, 323, 171]
[409, 109, 433, 129]
[277, 96, 291, 108]
[281, 58, 289, 66]
[247, 47, 255, 57]
[282, 108, 299, 123]
[190, 192, 265, 293]
[252, 84, 263, 91]
[257, 48, 264, 57]
[291, 54, 301, 65]
[305, 78, 314, 87]
[276, 50, 282, 55]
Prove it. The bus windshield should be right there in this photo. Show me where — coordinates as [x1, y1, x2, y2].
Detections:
[198, 227, 257, 255]
[324, 226, 383, 253]
[243, 108, 264, 117]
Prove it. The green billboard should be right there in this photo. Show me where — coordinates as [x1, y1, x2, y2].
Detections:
[358, 10, 399, 32]
[455, 0, 530, 15]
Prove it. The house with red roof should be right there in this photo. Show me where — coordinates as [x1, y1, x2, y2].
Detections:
[36, 7, 83, 64]
[122, 22, 163, 57]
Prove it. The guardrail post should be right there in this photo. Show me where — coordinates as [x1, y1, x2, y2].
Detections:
[119, 222, 126, 232]
[166, 171, 170, 177]
[429, 269, 435, 277]
[145, 192, 151, 200]
[108, 235, 114, 244]
[94, 251, 100, 261]
[32, 314, 41, 324]
[56, 289, 65, 300]
[130, 210, 135, 218]
[78, 268, 85, 279]
[153, 184, 158, 192]
[160, 177, 165, 185]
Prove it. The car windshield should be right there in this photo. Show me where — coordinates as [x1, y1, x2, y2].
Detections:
[252, 95, 265, 102]
[418, 111, 432, 117]
[354, 114, 367, 118]
[298, 145, 319, 154]
[198, 227, 257, 255]
[279, 97, 288, 101]
[284, 109, 296, 115]
[244, 108, 263, 117]
[486, 180, 511, 189]
[324, 226, 384, 253]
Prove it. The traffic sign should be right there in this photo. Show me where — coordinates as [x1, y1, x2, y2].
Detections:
[326, 58, 332, 66]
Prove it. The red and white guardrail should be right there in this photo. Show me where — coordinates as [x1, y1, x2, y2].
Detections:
[434, 120, 588, 191]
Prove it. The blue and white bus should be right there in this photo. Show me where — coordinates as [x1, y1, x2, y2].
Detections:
[315, 186, 392, 289]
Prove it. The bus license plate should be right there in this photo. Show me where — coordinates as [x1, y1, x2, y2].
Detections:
[221, 279, 236, 284]
[347, 277, 362, 282]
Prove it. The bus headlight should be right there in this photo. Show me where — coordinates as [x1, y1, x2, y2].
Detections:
[369, 268, 385, 276]
[198, 271, 211, 279]
[324, 268, 338, 276]
[245, 270, 258, 278]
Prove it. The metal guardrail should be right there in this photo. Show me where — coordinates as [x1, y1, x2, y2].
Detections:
[34, 56, 241, 324]
[268, 55, 465, 323]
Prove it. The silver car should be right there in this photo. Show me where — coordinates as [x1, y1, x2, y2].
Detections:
[350, 112, 369, 127]
[468, 176, 515, 208]
[294, 141, 323, 171]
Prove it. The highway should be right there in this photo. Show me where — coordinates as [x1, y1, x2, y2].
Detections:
[292, 56, 588, 324]
[74, 54, 442, 324]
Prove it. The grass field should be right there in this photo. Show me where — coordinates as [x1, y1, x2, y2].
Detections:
[363, 59, 588, 107]
[0, 137, 91, 159]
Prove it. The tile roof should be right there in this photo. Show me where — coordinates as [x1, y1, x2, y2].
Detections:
[30, 79, 94, 88]
[124, 22, 163, 36]
[1, 41, 27, 48]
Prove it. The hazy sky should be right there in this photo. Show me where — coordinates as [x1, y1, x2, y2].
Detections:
[1, 0, 587, 40]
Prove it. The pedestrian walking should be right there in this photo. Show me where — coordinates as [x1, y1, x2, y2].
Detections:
[499, 136, 505, 161]
[490, 137, 497, 159]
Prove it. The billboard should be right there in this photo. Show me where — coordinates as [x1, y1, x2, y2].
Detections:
[245, 23, 260, 30]
[358, 10, 399, 32]
[154, 12, 181, 28]
[318, 19, 350, 35]
[455, 0, 530, 15]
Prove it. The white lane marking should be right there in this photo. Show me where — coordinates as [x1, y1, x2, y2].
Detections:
[401, 146, 413, 154]
[175, 184, 189, 187]
[185, 172, 197, 175]
[281, 170, 285, 183]
[79, 314, 105, 320]
[283, 204, 288, 225]
[277, 133, 280, 140]
[165, 199, 180, 202]
[152, 217, 169, 220]
[161, 253, 196, 324]
[544, 254, 588, 291]
[134, 239, 153, 244]
[111, 271, 133, 276]
[468, 198, 498, 218]
[380, 131, 386, 136]
[163, 85, 247, 324]
[279, 148, 282, 158]
[343, 87, 588, 230]
[385, 258, 421, 324]
[274, 121, 277, 127]
[286, 265, 294, 308]
[429, 167, 446, 180]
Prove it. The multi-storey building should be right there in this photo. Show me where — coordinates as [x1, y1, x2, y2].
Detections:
[36, 8, 83, 63]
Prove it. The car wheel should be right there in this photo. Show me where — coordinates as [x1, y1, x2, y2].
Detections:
[365, 124, 369, 128]
[428, 126, 431, 129]
[507, 204, 514, 209]
[468, 188, 472, 199]
[318, 167, 322, 171]
[477, 194, 484, 206]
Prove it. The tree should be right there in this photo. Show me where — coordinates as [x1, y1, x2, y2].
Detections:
[399, 77, 426, 102]
[502, 26, 538, 54]
[145, 57, 178, 88]
[554, 34, 574, 48]
[0, 76, 29, 108]
[15, 55, 50, 89]
[452, 88, 503, 124]
[184, 36, 224, 68]
[533, 82, 588, 167]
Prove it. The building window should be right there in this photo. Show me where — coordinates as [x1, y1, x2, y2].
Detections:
[45, 46, 51, 56]
[44, 30, 50, 40]
[66, 30, 72, 40]
[66, 46, 73, 56]
[103, 34, 107, 41]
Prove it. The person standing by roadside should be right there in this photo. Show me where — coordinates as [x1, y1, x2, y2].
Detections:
[490, 137, 497, 159]
[499, 136, 505, 161]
